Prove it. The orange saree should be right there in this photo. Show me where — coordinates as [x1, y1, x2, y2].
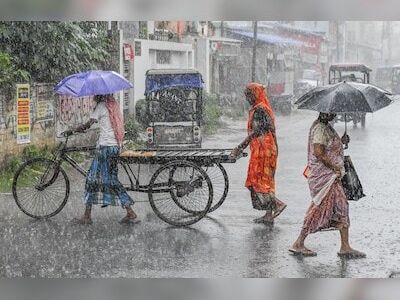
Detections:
[245, 83, 278, 194]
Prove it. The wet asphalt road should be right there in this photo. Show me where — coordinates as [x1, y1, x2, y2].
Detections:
[1, 100, 400, 278]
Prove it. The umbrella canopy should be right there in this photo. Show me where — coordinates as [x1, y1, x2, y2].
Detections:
[54, 70, 133, 97]
[295, 82, 392, 113]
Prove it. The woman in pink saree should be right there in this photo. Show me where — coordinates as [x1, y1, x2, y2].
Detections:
[290, 113, 365, 258]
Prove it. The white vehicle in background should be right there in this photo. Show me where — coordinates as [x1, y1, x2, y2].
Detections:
[294, 69, 322, 97]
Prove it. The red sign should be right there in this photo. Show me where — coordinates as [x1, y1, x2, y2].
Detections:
[123, 43, 134, 61]
[269, 83, 285, 95]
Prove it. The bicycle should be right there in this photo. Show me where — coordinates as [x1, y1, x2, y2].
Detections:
[12, 131, 245, 226]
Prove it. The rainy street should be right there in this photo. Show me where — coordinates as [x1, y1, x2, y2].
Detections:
[0, 99, 399, 278]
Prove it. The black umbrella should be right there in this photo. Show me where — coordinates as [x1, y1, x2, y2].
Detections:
[295, 81, 392, 113]
[295, 81, 393, 149]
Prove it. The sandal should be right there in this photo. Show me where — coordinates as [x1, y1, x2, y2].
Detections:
[337, 250, 366, 259]
[289, 248, 317, 257]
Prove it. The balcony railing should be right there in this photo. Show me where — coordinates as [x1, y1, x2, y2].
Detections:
[149, 30, 179, 42]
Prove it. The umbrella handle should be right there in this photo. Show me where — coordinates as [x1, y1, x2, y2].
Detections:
[343, 130, 349, 150]
[344, 114, 349, 150]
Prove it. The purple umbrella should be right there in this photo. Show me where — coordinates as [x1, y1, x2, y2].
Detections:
[54, 70, 133, 97]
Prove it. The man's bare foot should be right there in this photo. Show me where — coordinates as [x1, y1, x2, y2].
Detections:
[338, 248, 366, 259]
[119, 215, 141, 224]
[125, 207, 137, 218]
[120, 207, 140, 224]
[71, 217, 93, 225]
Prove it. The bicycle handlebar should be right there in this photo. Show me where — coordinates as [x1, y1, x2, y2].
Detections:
[57, 130, 87, 139]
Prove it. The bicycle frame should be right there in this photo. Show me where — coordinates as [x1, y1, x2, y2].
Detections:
[61, 145, 96, 177]
[36, 136, 95, 190]
[48, 135, 161, 193]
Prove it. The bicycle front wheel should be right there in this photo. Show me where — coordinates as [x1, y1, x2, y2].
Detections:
[12, 158, 70, 219]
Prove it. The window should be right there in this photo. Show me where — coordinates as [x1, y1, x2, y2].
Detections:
[156, 50, 171, 64]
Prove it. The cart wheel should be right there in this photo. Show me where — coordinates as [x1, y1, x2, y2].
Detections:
[148, 160, 213, 226]
[170, 163, 229, 214]
[203, 164, 229, 213]
[12, 158, 70, 219]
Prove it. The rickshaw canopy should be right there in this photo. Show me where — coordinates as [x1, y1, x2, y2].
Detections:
[145, 69, 203, 95]
[329, 64, 372, 73]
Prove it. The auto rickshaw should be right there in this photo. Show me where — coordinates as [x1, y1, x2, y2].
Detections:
[328, 64, 372, 128]
[143, 69, 204, 148]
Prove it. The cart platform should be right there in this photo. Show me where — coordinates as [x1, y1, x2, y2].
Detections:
[119, 148, 247, 165]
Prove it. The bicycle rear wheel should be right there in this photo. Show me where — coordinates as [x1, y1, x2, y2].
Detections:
[12, 158, 70, 219]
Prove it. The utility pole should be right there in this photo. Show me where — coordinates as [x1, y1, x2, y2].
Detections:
[107, 21, 124, 114]
[381, 21, 392, 65]
[387, 21, 392, 65]
[336, 21, 340, 63]
[251, 21, 258, 82]
[342, 21, 346, 62]
[381, 21, 385, 62]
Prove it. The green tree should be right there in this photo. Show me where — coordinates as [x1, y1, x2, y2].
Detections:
[203, 92, 223, 135]
[0, 51, 29, 98]
[0, 21, 111, 84]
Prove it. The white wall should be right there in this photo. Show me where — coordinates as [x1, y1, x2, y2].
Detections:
[190, 37, 210, 93]
[133, 39, 194, 103]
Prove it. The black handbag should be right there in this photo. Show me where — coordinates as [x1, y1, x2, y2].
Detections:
[341, 155, 365, 201]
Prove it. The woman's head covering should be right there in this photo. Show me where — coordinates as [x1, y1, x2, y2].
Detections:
[245, 82, 275, 122]
[104, 95, 125, 146]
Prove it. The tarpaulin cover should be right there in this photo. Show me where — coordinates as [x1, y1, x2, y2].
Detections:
[145, 73, 203, 94]
[232, 30, 303, 47]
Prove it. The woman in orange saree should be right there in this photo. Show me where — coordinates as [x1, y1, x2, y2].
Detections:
[231, 83, 287, 225]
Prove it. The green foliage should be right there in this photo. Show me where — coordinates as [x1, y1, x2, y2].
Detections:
[123, 140, 144, 150]
[0, 144, 87, 192]
[3, 155, 22, 173]
[0, 21, 111, 84]
[124, 114, 144, 144]
[0, 144, 54, 192]
[135, 99, 148, 127]
[70, 152, 85, 164]
[21, 145, 42, 161]
[0, 51, 30, 97]
[202, 92, 223, 135]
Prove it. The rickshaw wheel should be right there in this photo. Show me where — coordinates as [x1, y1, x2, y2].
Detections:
[203, 164, 229, 213]
[169, 163, 228, 214]
[148, 160, 213, 226]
